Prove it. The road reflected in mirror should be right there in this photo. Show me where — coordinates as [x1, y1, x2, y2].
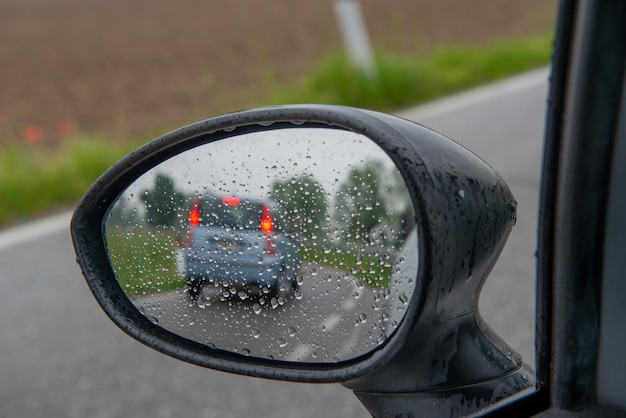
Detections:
[104, 127, 417, 363]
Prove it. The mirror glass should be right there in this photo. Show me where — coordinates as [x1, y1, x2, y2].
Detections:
[104, 127, 417, 363]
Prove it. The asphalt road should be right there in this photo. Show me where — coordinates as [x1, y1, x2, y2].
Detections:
[0, 68, 548, 418]
[133, 262, 391, 363]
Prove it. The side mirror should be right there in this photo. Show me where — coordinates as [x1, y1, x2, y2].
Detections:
[71, 105, 532, 417]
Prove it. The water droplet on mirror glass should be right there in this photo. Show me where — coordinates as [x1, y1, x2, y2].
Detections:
[104, 127, 418, 364]
[399, 293, 409, 305]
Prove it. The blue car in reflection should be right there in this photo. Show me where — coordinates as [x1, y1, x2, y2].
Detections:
[184, 194, 300, 301]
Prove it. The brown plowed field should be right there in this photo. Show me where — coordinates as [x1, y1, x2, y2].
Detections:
[0, 0, 556, 146]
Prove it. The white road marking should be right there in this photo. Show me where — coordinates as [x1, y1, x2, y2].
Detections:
[320, 313, 342, 332]
[341, 279, 364, 310]
[395, 66, 549, 121]
[0, 210, 73, 251]
[287, 343, 313, 362]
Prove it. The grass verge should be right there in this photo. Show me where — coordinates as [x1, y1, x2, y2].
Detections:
[300, 246, 392, 289]
[0, 34, 552, 228]
[265, 34, 552, 110]
[106, 225, 184, 297]
[0, 138, 142, 226]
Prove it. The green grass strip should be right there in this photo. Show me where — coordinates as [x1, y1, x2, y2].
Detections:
[0, 138, 139, 225]
[300, 246, 392, 289]
[265, 34, 552, 110]
[106, 225, 184, 297]
[0, 34, 552, 228]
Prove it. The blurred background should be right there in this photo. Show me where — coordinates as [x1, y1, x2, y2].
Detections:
[1, 0, 554, 142]
[0, 0, 556, 226]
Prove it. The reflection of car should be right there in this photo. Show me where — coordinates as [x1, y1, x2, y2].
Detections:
[184, 194, 299, 300]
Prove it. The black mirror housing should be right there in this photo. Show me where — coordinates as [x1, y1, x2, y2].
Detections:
[72, 104, 531, 415]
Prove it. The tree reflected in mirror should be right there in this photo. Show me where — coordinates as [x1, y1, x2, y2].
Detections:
[104, 127, 418, 363]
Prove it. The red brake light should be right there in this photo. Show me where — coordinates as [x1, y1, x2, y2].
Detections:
[189, 209, 200, 226]
[260, 204, 274, 234]
[222, 196, 241, 206]
[189, 199, 201, 226]
[261, 218, 273, 234]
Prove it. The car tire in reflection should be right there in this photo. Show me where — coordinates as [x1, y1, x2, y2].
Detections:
[186, 281, 203, 301]
[273, 267, 297, 300]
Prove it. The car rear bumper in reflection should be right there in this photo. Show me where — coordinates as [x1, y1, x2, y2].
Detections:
[184, 255, 281, 289]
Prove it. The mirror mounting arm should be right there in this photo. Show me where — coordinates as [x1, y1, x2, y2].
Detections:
[343, 312, 535, 417]
[337, 108, 534, 415]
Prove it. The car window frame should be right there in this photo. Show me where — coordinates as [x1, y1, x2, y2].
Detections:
[486, 0, 626, 415]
